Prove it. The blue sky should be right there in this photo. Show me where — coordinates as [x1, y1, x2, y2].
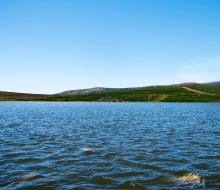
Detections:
[0, 0, 220, 94]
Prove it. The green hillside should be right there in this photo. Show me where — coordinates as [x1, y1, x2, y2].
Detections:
[0, 91, 48, 101]
[43, 82, 220, 102]
[1, 82, 220, 102]
[182, 82, 220, 95]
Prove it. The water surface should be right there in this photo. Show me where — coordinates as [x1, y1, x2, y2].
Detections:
[0, 102, 219, 189]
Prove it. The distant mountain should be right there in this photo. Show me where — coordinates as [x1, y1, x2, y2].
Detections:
[1, 81, 220, 102]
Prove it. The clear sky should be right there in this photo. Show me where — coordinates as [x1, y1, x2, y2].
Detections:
[0, 0, 220, 94]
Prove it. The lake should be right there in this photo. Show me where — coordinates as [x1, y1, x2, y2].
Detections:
[0, 102, 219, 189]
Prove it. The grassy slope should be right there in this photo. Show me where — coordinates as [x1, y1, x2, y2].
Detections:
[0, 91, 48, 101]
[1, 82, 220, 102]
[184, 82, 220, 95]
[43, 84, 220, 102]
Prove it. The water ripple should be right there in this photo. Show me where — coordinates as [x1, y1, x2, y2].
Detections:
[0, 102, 219, 189]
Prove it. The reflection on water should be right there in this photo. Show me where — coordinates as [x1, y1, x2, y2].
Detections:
[0, 102, 219, 189]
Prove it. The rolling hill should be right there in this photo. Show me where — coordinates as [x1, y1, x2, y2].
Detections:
[0, 91, 48, 101]
[1, 82, 220, 102]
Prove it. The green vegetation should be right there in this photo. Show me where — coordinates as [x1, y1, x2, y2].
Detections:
[0, 91, 48, 101]
[42, 83, 220, 102]
[184, 82, 220, 95]
[1, 82, 220, 102]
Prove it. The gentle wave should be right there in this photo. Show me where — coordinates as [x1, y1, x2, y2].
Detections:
[0, 102, 219, 189]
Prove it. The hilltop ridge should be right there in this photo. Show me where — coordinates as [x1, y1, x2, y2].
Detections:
[57, 87, 122, 96]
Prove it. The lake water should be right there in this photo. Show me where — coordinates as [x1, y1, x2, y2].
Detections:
[0, 102, 219, 190]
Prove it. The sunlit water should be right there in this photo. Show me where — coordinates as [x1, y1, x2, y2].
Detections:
[0, 102, 219, 190]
